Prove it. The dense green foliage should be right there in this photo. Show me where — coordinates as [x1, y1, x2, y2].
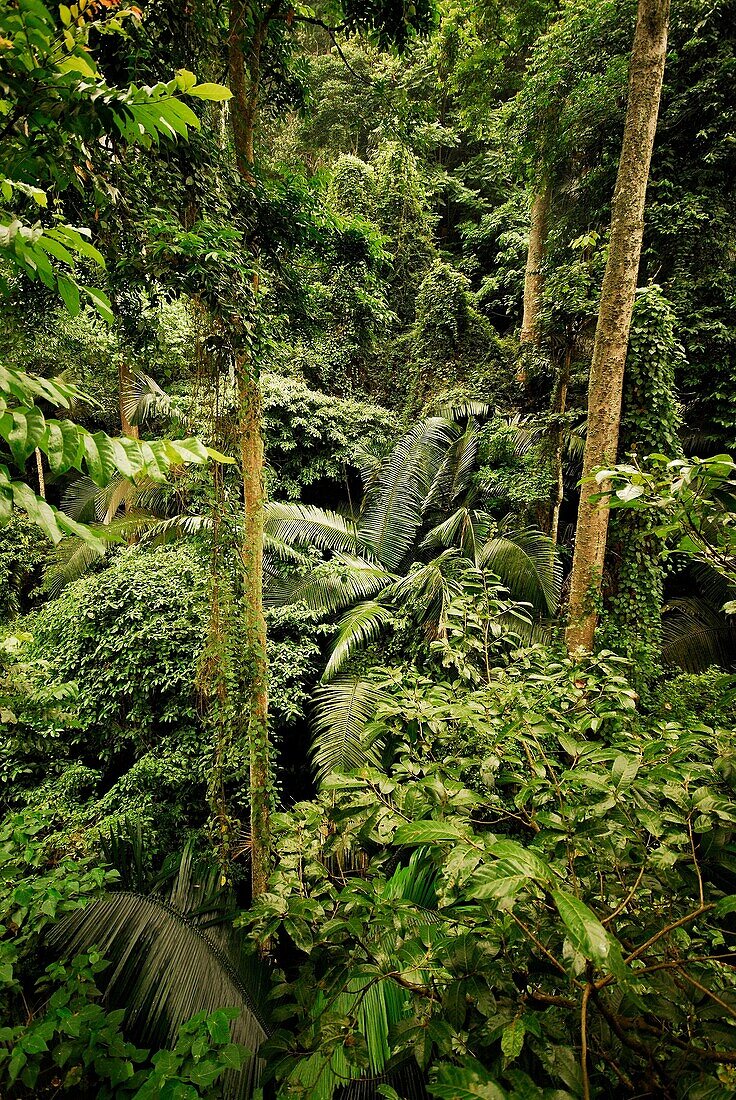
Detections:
[2, 0, 736, 1097]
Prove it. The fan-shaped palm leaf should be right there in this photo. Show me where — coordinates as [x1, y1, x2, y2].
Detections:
[49, 852, 269, 1100]
[480, 527, 561, 614]
[324, 600, 395, 681]
[360, 418, 457, 571]
[123, 370, 173, 425]
[311, 677, 386, 780]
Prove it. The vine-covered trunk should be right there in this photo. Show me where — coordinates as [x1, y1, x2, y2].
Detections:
[228, 0, 273, 898]
[236, 358, 270, 898]
[565, 0, 670, 653]
[520, 183, 550, 347]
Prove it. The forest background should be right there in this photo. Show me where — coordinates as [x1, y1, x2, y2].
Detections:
[1, 0, 736, 1096]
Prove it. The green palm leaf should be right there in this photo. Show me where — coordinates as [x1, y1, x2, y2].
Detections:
[266, 554, 394, 614]
[49, 853, 269, 1100]
[662, 597, 736, 672]
[311, 676, 385, 780]
[265, 501, 361, 554]
[423, 420, 479, 513]
[421, 507, 493, 561]
[323, 600, 394, 681]
[480, 527, 561, 614]
[360, 418, 457, 571]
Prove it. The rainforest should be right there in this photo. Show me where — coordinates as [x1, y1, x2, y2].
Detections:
[1, 0, 736, 1096]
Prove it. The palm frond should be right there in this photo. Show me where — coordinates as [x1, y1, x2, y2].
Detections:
[49, 858, 269, 1100]
[265, 501, 361, 554]
[361, 418, 457, 571]
[323, 601, 394, 681]
[62, 476, 111, 523]
[137, 513, 211, 547]
[480, 527, 561, 615]
[43, 537, 111, 596]
[663, 597, 736, 672]
[311, 677, 385, 780]
[124, 370, 173, 425]
[421, 507, 493, 562]
[423, 420, 479, 513]
[434, 398, 491, 421]
[389, 551, 462, 632]
[266, 554, 394, 614]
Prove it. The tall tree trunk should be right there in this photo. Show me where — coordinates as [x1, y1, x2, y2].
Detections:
[565, 0, 670, 653]
[520, 183, 551, 347]
[228, 0, 274, 898]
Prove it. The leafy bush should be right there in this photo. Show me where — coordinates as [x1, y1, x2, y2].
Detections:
[248, 648, 736, 1099]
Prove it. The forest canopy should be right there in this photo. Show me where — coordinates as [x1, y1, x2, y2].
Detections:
[1, 0, 736, 1097]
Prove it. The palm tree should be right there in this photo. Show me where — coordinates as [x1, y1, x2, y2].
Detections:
[265, 414, 561, 781]
[265, 414, 562, 683]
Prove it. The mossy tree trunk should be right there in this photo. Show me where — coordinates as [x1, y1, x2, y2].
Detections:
[565, 0, 670, 653]
[228, 0, 279, 898]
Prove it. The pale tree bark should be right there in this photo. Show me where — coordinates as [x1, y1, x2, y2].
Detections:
[520, 183, 551, 347]
[565, 0, 670, 653]
[549, 347, 571, 546]
[228, 0, 279, 899]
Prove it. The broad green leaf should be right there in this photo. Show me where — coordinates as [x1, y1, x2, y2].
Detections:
[188, 82, 233, 101]
[501, 1018, 525, 1060]
[553, 891, 611, 968]
[56, 275, 80, 316]
[393, 821, 471, 845]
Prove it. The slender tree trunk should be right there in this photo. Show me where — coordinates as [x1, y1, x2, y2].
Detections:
[236, 362, 270, 898]
[565, 0, 670, 653]
[550, 347, 571, 546]
[35, 448, 45, 499]
[118, 360, 139, 441]
[520, 183, 551, 347]
[228, 0, 275, 898]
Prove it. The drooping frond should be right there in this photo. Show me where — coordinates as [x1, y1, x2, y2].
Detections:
[361, 418, 457, 571]
[137, 513, 211, 547]
[423, 420, 479, 513]
[323, 600, 394, 681]
[662, 597, 736, 672]
[480, 527, 561, 615]
[265, 501, 361, 555]
[49, 859, 269, 1100]
[421, 506, 493, 562]
[43, 535, 111, 595]
[311, 677, 385, 780]
[434, 398, 491, 422]
[389, 550, 461, 632]
[266, 554, 394, 614]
